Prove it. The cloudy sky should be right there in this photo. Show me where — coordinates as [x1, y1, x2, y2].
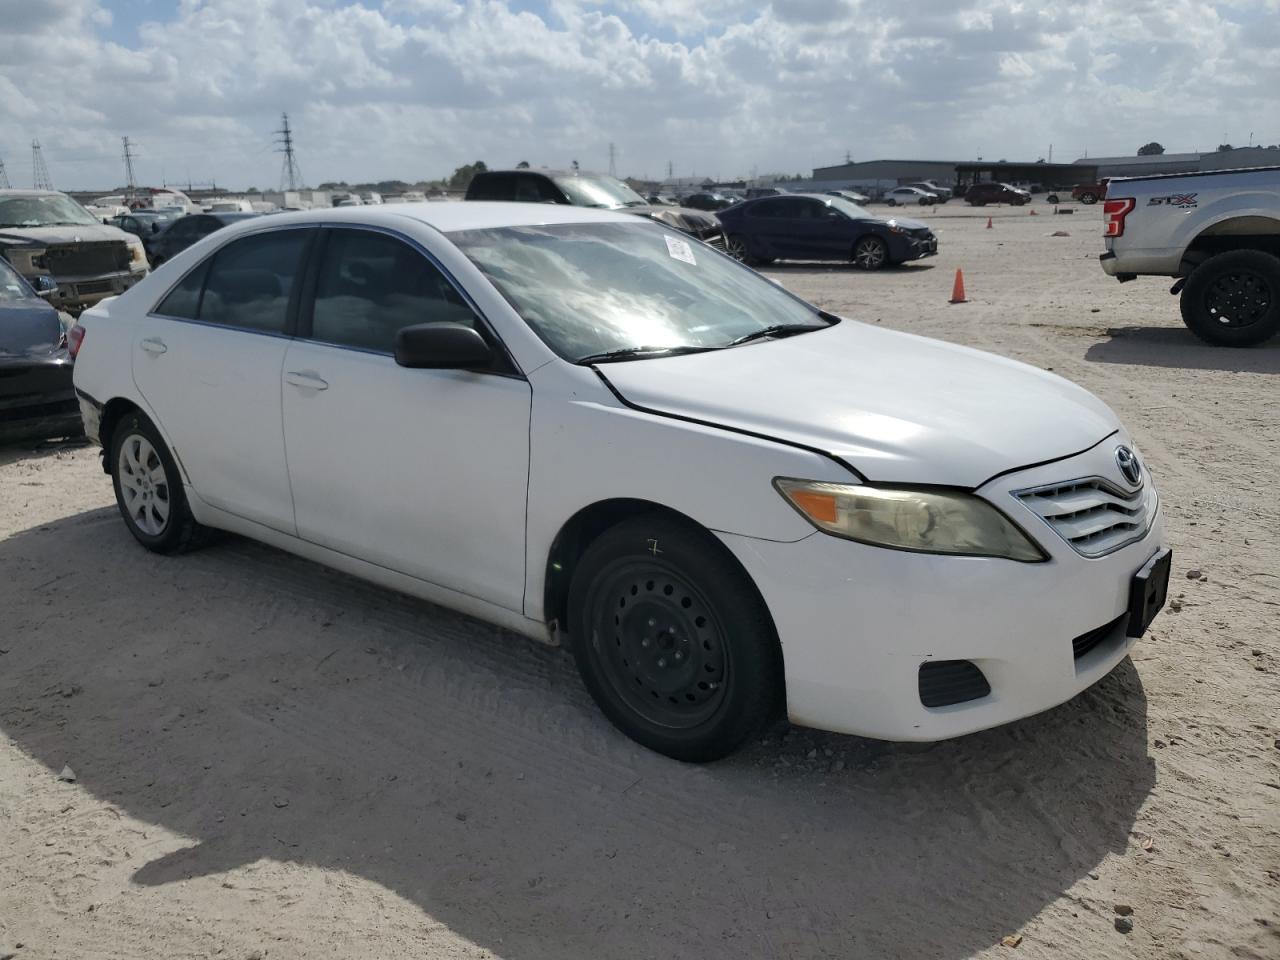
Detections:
[1, 0, 1277, 190]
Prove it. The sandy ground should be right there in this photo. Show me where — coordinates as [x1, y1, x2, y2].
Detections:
[1, 204, 1277, 960]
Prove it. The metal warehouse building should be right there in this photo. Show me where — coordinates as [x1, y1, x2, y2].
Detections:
[811, 159, 962, 185]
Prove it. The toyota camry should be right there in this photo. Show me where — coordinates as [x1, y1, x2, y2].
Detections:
[71, 203, 1170, 762]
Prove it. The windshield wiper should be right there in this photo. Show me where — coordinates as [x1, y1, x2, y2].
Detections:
[576, 344, 718, 365]
[728, 324, 828, 347]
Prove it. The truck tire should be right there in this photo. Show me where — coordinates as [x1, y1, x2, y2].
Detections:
[1179, 249, 1280, 347]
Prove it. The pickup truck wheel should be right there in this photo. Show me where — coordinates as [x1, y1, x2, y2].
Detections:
[1078, 192, 1098, 204]
[1180, 250, 1280, 346]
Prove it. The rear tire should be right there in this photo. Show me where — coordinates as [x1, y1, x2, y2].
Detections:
[567, 515, 781, 762]
[1179, 249, 1280, 346]
[109, 411, 208, 553]
[1078, 192, 1098, 204]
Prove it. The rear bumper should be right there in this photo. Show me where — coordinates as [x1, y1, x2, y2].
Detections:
[0, 359, 80, 442]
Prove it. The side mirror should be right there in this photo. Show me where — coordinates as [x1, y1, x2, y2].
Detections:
[394, 322, 493, 370]
[32, 275, 58, 298]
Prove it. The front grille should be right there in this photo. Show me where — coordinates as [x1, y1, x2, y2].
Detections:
[919, 660, 991, 708]
[1072, 614, 1127, 660]
[1015, 477, 1157, 558]
[45, 241, 130, 277]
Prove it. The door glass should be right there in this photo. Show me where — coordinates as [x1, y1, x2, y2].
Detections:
[199, 230, 309, 333]
[310, 230, 479, 353]
[154, 260, 209, 318]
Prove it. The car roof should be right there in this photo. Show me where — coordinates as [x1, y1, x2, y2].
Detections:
[0, 189, 67, 198]
[204, 211, 261, 223]
[215, 201, 639, 234]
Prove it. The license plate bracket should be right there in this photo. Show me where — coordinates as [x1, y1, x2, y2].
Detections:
[1127, 547, 1172, 638]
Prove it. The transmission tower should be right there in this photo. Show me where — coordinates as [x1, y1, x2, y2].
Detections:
[122, 136, 138, 197]
[32, 140, 54, 190]
[0, 153, 10, 189]
[274, 113, 303, 191]
[608, 142, 617, 177]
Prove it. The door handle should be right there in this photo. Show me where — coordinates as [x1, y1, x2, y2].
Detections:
[140, 337, 167, 355]
[285, 371, 329, 391]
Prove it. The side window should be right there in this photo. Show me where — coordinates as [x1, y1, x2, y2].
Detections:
[199, 230, 310, 333]
[796, 200, 827, 219]
[468, 174, 514, 201]
[310, 230, 480, 353]
[154, 260, 209, 319]
[750, 199, 785, 218]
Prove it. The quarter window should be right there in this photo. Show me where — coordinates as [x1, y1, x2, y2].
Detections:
[154, 260, 209, 319]
[309, 230, 480, 353]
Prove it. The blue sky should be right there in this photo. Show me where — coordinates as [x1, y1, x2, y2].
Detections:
[2, 0, 1277, 190]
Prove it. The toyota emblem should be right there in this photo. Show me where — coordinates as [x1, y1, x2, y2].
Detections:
[1115, 446, 1142, 486]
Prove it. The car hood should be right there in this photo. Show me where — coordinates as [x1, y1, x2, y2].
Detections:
[627, 206, 722, 240]
[879, 215, 930, 231]
[597, 321, 1119, 488]
[0, 223, 137, 246]
[0, 300, 64, 358]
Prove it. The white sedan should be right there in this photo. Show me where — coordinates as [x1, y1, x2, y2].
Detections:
[885, 186, 939, 206]
[70, 203, 1170, 761]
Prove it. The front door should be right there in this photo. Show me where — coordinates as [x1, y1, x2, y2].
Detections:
[280, 227, 531, 612]
[131, 228, 313, 533]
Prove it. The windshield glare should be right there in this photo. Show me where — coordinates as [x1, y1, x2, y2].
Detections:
[0, 258, 36, 303]
[0, 194, 100, 228]
[450, 221, 825, 362]
[553, 175, 647, 209]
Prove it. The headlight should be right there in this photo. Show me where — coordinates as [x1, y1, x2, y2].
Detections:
[775, 478, 1046, 562]
[129, 242, 147, 267]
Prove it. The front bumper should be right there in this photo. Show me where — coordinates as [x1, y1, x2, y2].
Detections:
[0, 357, 80, 443]
[891, 232, 939, 262]
[719, 441, 1165, 741]
[39, 268, 145, 312]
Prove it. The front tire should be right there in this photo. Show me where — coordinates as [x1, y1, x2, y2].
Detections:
[1078, 191, 1098, 204]
[109, 411, 208, 553]
[1179, 249, 1280, 346]
[853, 235, 889, 270]
[568, 515, 781, 762]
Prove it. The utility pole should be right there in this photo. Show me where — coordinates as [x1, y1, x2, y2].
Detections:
[31, 140, 54, 190]
[0, 153, 9, 189]
[122, 136, 138, 198]
[608, 142, 617, 177]
[274, 112, 303, 192]
[666, 159, 673, 180]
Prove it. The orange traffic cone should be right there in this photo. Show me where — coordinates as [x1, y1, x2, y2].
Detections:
[950, 268, 968, 304]
[985, 216, 993, 229]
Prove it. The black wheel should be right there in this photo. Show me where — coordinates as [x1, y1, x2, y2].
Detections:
[918, 197, 930, 206]
[853, 235, 889, 270]
[1078, 191, 1098, 204]
[109, 411, 208, 553]
[1179, 250, 1280, 346]
[1046, 194, 1059, 204]
[568, 515, 781, 762]
[886, 198, 898, 207]
[726, 234, 764, 266]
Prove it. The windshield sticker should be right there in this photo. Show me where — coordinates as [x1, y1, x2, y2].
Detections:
[664, 234, 697, 266]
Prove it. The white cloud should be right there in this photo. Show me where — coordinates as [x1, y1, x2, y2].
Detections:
[0, 0, 1276, 189]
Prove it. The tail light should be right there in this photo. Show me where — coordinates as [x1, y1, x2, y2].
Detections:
[67, 323, 86, 359]
[1103, 198, 1135, 238]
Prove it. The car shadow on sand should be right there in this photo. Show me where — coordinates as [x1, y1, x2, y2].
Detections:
[1085, 325, 1280, 373]
[1, 509, 1155, 959]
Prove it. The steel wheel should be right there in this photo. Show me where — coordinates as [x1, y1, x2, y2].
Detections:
[586, 560, 729, 729]
[117, 433, 171, 536]
[853, 236, 888, 270]
[1204, 269, 1272, 328]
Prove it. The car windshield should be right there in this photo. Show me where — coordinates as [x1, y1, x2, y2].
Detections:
[552, 175, 649, 209]
[0, 257, 35, 302]
[826, 196, 873, 219]
[0, 194, 100, 228]
[449, 221, 828, 362]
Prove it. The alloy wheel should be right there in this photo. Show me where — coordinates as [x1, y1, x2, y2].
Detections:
[726, 236, 748, 262]
[117, 433, 171, 536]
[854, 237, 887, 270]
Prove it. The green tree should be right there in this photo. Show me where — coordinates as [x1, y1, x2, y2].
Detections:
[1137, 142, 1164, 156]
[1217, 144, 1234, 152]
[448, 161, 488, 190]
[516, 160, 530, 169]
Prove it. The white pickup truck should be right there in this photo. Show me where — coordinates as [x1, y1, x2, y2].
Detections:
[1098, 165, 1280, 346]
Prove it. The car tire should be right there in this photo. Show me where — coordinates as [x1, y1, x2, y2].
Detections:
[1179, 249, 1280, 347]
[918, 197, 929, 206]
[567, 514, 781, 762]
[853, 235, 889, 271]
[726, 234, 763, 266]
[1078, 192, 1098, 204]
[1046, 194, 1059, 204]
[109, 411, 209, 554]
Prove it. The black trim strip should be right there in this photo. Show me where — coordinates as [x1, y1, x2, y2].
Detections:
[1111, 164, 1280, 184]
[592, 368, 866, 482]
[976, 429, 1118, 489]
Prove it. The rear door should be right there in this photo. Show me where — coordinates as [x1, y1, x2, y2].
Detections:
[280, 226, 531, 611]
[132, 227, 314, 533]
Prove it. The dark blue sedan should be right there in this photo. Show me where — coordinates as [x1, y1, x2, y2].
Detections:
[716, 193, 938, 270]
[0, 257, 80, 443]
